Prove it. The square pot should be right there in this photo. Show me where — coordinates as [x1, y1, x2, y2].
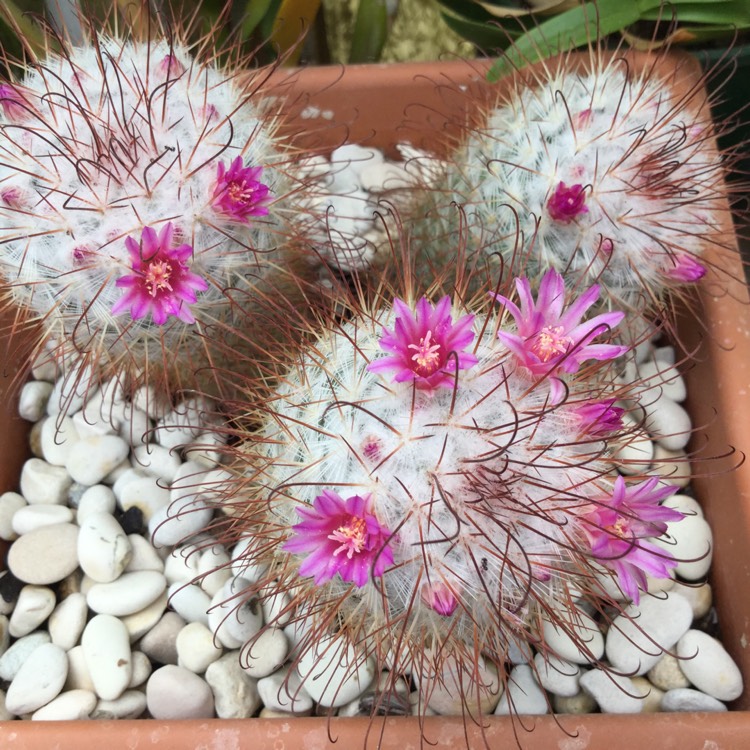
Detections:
[1, 51, 749, 748]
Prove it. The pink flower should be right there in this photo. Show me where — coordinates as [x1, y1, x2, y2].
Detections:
[112, 223, 209, 326]
[367, 297, 478, 392]
[580, 476, 684, 603]
[211, 157, 271, 223]
[157, 54, 185, 78]
[571, 399, 624, 437]
[663, 253, 706, 283]
[421, 582, 458, 616]
[284, 490, 395, 587]
[491, 269, 628, 403]
[547, 182, 589, 223]
[0, 84, 28, 120]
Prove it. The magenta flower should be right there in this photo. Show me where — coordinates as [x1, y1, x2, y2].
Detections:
[0, 84, 28, 120]
[491, 269, 628, 402]
[571, 399, 624, 437]
[112, 223, 209, 326]
[421, 581, 458, 616]
[157, 54, 185, 78]
[663, 253, 707, 283]
[283, 490, 395, 587]
[211, 157, 271, 223]
[547, 182, 589, 223]
[367, 297, 478, 392]
[580, 476, 684, 603]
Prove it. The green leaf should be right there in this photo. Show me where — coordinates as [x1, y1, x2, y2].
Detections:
[640, 2, 750, 24]
[240, 0, 277, 39]
[0, 0, 48, 59]
[486, 0, 644, 82]
[349, 0, 388, 63]
[440, 11, 524, 50]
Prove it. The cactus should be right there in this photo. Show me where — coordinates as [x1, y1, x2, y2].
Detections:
[409, 49, 732, 317]
[219, 268, 683, 715]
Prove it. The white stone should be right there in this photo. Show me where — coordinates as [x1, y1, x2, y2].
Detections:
[18, 381, 53, 422]
[638, 361, 687, 403]
[118, 475, 171, 521]
[41, 416, 81, 466]
[663, 493, 704, 518]
[643, 396, 692, 451]
[661, 688, 728, 712]
[12, 503, 73, 535]
[205, 651, 262, 718]
[164, 544, 202, 583]
[630, 676, 664, 713]
[261, 587, 293, 628]
[360, 161, 414, 192]
[20, 458, 72, 504]
[65, 435, 130, 486]
[297, 635, 376, 708]
[76, 485, 116, 523]
[87, 571, 166, 616]
[149, 495, 213, 548]
[0, 631, 51, 681]
[533, 653, 581, 698]
[112, 468, 148, 501]
[47, 364, 94, 417]
[168, 582, 211, 626]
[133, 444, 182, 483]
[81, 614, 132, 700]
[31, 689, 97, 720]
[146, 665, 215, 719]
[0, 614, 8, 653]
[124, 534, 164, 573]
[65, 645, 95, 692]
[72, 388, 119, 438]
[197, 545, 232, 597]
[176, 622, 224, 674]
[208, 579, 263, 649]
[48, 593, 88, 651]
[91, 689, 148, 719]
[9, 585, 56, 638]
[103, 459, 134, 486]
[0, 492, 26, 540]
[495, 664, 547, 715]
[676, 630, 743, 701]
[647, 653, 691, 691]
[542, 608, 604, 665]
[184, 431, 226, 468]
[552, 689, 598, 715]
[672, 581, 712, 619]
[7, 522, 79, 584]
[579, 670, 644, 713]
[128, 651, 152, 688]
[78, 512, 132, 583]
[155, 397, 213, 449]
[331, 144, 384, 180]
[230, 538, 268, 582]
[614, 429, 654, 474]
[241, 628, 289, 679]
[30, 349, 57, 382]
[120, 592, 169, 641]
[650, 445, 691, 488]
[257, 664, 313, 714]
[118, 405, 153, 446]
[652, 512, 713, 581]
[139, 612, 185, 665]
[605, 592, 694, 675]
[5, 642, 68, 715]
[132, 385, 170, 420]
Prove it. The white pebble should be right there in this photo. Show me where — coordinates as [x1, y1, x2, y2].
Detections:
[87, 571, 166, 616]
[146, 665, 215, 719]
[31, 689, 96, 720]
[663, 493, 704, 518]
[241, 628, 289, 679]
[48, 593, 88, 651]
[206, 651, 262, 718]
[120, 592, 169, 641]
[208, 579, 263, 649]
[0, 492, 26, 540]
[5, 642, 68, 715]
[118, 476, 171, 521]
[652, 512, 713, 581]
[533, 653, 581, 698]
[297, 635, 376, 708]
[672, 581, 712, 619]
[676, 630, 743, 701]
[638, 360, 687, 402]
[605, 592, 693, 675]
[662, 688, 728, 712]
[65, 645, 95, 692]
[128, 651, 152, 688]
[643, 396, 692, 451]
[0, 631, 51, 681]
[647, 653, 691, 691]
[579, 670, 644, 713]
[65, 436, 130, 486]
[77, 512, 132, 583]
[8, 522, 79, 585]
[495, 664, 547, 715]
[257, 664, 313, 714]
[72, 388, 119, 438]
[360, 161, 414, 192]
[542, 608, 604, 665]
[614, 430, 654, 474]
[81, 614, 132, 700]
[149, 495, 213, 548]
[133, 444, 182, 483]
[76, 485, 116, 523]
[650, 445, 691, 488]
[164, 544, 202, 583]
[131, 385, 169, 420]
[20, 459, 72, 505]
[167, 582, 211, 626]
[124, 534, 165, 573]
[40, 416, 80, 467]
[183, 431, 226, 468]
[176, 622, 224, 674]
[12, 504, 73, 535]
[261, 587, 293, 628]
[18, 381, 53, 422]
[47, 364, 94, 417]
[118, 405, 153, 446]
[139, 612, 185, 665]
[91, 689, 148, 719]
[9, 585, 56, 638]
[197, 545, 232, 597]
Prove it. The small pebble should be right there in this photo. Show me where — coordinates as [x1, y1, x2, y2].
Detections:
[65, 435, 129, 486]
[64, 645, 95, 692]
[167, 582, 211, 627]
[91, 690, 148, 720]
[205, 651, 262, 719]
[676, 630, 743, 701]
[662, 688, 728, 712]
[77, 512, 132, 583]
[542, 608, 604, 665]
[133, 444, 182, 483]
[12, 504, 73, 536]
[241, 628, 289, 679]
[87, 571, 167, 616]
[9, 585, 56, 638]
[128, 651, 152, 689]
[176, 622, 224, 674]
[40, 416, 80, 467]
[647, 653, 691, 691]
[139, 612, 186, 666]
[124, 534, 165, 573]
[579, 670, 644, 713]
[75, 485, 116, 524]
[533, 654, 581, 698]
[146, 665, 215, 719]
[653, 512, 713, 581]
[120, 592, 169, 641]
[643, 396, 692, 451]
[0, 492, 27, 541]
[8, 523, 80, 585]
[552, 689, 597, 714]
[20, 459, 72, 505]
[18, 381, 54, 422]
[5, 642, 68, 715]
[257, 665, 313, 714]
[118, 476, 171, 521]
[0, 631, 51, 682]
[672, 582, 712, 619]
[31, 689, 97, 720]
[494, 665, 547, 715]
[81, 614, 132, 701]
[48, 593, 88, 651]
[630, 676, 664, 713]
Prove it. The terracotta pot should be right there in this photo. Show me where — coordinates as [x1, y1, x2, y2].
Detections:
[1, 52, 750, 748]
